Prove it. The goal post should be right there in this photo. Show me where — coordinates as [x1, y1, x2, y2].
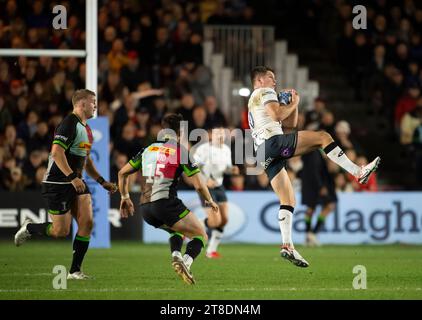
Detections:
[0, 0, 111, 248]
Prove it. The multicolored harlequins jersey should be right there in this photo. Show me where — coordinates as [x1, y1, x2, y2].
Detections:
[43, 113, 93, 184]
[129, 139, 200, 204]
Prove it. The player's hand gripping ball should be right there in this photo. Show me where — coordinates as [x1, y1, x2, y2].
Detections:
[278, 90, 293, 105]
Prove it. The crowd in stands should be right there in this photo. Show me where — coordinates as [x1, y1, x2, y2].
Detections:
[334, 0, 422, 185]
[0, 0, 380, 193]
[0, 0, 252, 192]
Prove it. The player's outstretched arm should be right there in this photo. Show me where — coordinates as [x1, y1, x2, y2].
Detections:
[187, 173, 219, 213]
[85, 156, 118, 194]
[117, 163, 138, 218]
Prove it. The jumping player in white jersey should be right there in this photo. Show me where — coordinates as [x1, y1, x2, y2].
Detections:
[248, 66, 380, 267]
[193, 126, 240, 258]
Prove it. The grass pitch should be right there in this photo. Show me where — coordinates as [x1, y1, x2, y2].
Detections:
[0, 241, 421, 300]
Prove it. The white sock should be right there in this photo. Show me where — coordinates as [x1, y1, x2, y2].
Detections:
[278, 208, 293, 246]
[325, 145, 361, 176]
[183, 254, 193, 269]
[172, 251, 182, 258]
[207, 229, 223, 254]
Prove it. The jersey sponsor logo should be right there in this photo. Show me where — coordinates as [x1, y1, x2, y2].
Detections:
[262, 90, 274, 97]
[148, 146, 176, 156]
[261, 156, 274, 170]
[281, 147, 293, 158]
[54, 134, 68, 141]
[78, 142, 92, 150]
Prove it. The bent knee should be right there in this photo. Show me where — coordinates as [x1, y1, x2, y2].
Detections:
[220, 217, 228, 227]
[51, 228, 70, 238]
[318, 130, 333, 145]
[78, 219, 94, 234]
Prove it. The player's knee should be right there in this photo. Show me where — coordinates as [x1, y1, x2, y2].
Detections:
[51, 227, 70, 238]
[86, 218, 94, 232]
[220, 216, 228, 227]
[318, 130, 333, 146]
[79, 218, 94, 234]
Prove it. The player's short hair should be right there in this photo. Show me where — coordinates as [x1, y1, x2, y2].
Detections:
[161, 113, 184, 135]
[250, 66, 274, 85]
[72, 89, 96, 106]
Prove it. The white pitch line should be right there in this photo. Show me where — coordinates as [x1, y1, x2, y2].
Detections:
[0, 273, 52, 277]
[0, 287, 421, 293]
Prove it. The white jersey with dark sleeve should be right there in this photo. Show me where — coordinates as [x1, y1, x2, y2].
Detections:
[247, 87, 283, 149]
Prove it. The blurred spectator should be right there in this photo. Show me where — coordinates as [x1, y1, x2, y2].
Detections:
[176, 93, 195, 123]
[190, 105, 209, 132]
[335, 172, 354, 192]
[319, 110, 336, 137]
[204, 96, 227, 128]
[22, 150, 44, 182]
[107, 38, 129, 72]
[110, 152, 136, 189]
[4, 166, 30, 192]
[305, 98, 327, 130]
[17, 110, 38, 143]
[28, 121, 51, 152]
[400, 97, 422, 145]
[394, 85, 420, 130]
[0, 96, 12, 133]
[27, 165, 46, 190]
[230, 174, 245, 191]
[0, 124, 17, 157]
[120, 51, 149, 92]
[114, 122, 143, 159]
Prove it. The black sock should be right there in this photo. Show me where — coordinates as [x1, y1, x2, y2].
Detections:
[169, 232, 183, 253]
[313, 216, 326, 234]
[216, 226, 224, 233]
[185, 237, 205, 260]
[27, 223, 52, 236]
[305, 216, 312, 233]
[70, 234, 90, 273]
